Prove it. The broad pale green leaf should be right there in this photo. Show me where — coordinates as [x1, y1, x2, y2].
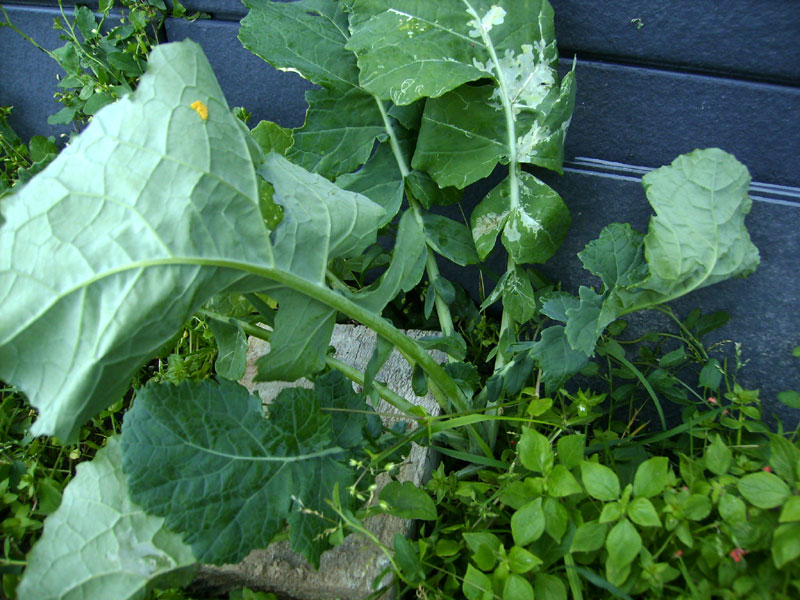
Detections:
[560, 149, 759, 358]
[17, 438, 196, 600]
[529, 326, 589, 391]
[379, 481, 437, 520]
[121, 375, 367, 567]
[423, 214, 480, 266]
[240, 0, 358, 89]
[638, 148, 760, 299]
[581, 461, 620, 501]
[0, 41, 270, 442]
[737, 471, 791, 509]
[255, 152, 385, 380]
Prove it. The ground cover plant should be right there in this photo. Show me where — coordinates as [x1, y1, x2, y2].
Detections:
[0, 1, 796, 598]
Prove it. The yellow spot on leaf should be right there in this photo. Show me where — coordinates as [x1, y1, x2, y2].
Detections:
[190, 100, 208, 121]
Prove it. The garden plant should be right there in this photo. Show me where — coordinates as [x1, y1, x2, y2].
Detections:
[0, 1, 798, 599]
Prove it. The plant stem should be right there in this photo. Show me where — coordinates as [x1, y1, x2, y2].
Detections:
[374, 98, 456, 339]
[197, 309, 418, 416]
[190, 262, 466, 413]
[462, 2, 521, 372]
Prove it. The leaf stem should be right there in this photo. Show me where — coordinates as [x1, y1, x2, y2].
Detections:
[192, 260, 467, 414]
[462, 1, 520, 371]
[374, 98, 456, 339]
[197, 308, 419, 416]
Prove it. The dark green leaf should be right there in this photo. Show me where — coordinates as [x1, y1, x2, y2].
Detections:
[422, 214, 479, 266]
[251, 120, 294, 156]
[704, 434, 732, 476]
[463, 564, 493, 600]
[502, 267, 537, 324]
[207, 317, 248, 381]
[519, 428, 553, 474]
[503, 573, 534, 600]
[543, 496, 568, 542]
[337, 141, 404, 223]
[240, 0, 357, 88]
[529, 327, 589, 391]
[393, 534, 425, 586]
[556, 435, 585, 469]
[627, 497, 661, 528]
[534, 574, 567, 600]
[769, 434, 800, 486]
[508, 546, 542, 574]
[463, 532, 502, 571]
[412, 363, 428, 397]
[121, 379, 358, 566]
[547, 464, 582, 498]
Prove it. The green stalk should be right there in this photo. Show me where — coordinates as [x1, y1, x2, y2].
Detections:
[374, 98, 456, 339]
[197, 309, 418, 416]
[462, 1, 521, 372]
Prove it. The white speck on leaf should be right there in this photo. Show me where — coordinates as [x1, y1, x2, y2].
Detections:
[468, 5, 507, 38]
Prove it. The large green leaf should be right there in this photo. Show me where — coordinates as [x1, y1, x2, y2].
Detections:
[288, 86, 386, 178]
[17, 438, 196, 600]
[255, 152, 385, 381]
[471, 172, 569, 263]
[553, 148, 760, 365]
[239, 0, 358, 89]
[240, 0, 388, 179]
[121, 372, 371, 567]
[0, 41, 270, 442]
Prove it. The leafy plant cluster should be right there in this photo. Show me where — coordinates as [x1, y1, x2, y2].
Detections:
[407, 327, 800, 600]
[0, 1, 795, 599]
